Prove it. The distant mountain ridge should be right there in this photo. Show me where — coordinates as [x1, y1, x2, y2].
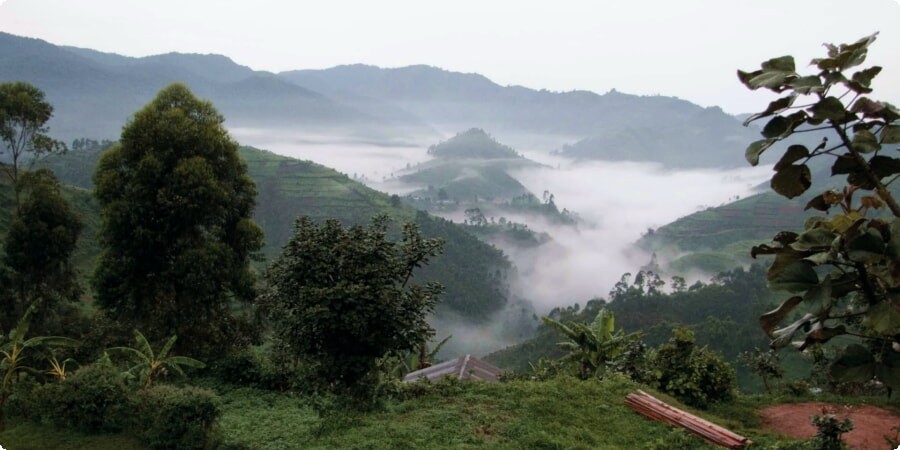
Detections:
[2, 32, 755, 168]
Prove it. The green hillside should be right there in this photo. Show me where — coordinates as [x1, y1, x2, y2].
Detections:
[0, 376, 807, 450]
[25, 145, 514, 320]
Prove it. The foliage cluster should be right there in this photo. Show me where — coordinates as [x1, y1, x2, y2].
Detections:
[654, 327, 737, 408]
[260, 215, 444, 398]
[739, 33, 900, 391]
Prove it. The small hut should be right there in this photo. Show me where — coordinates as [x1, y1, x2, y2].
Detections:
[403, 354, 502, 383]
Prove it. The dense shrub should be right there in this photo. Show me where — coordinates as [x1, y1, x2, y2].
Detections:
[214, 347, 285, 390]
[133, 384, 221, 450]
[653, 327, 736, 408]
[30, 364, 130, 432]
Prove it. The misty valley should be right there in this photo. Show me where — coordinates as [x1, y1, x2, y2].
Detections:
[1, 27, 899, 450]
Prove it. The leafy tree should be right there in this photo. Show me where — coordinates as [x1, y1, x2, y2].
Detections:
[92, 84, 264, 356]
[541, 309, 638, 379]
[0, 82, 67, 210]
[1, 169, 82, 334]
[738, 348, 784, 394]
[654, 327, 736, 408]
[259, 215, 444, 397]
[738, 33, 900, 391]
[108, 330, 206, 388]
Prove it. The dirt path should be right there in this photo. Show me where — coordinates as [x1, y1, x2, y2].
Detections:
[758, 402, 899, 450]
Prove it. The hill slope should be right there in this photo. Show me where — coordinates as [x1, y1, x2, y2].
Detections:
[0, 33, 426, 140]
[25, 145, 514, 320]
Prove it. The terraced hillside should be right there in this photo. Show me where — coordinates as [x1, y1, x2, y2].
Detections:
[20, 145, 514, 320]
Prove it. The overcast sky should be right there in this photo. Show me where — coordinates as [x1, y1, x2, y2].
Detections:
[1, 0, 898, 114]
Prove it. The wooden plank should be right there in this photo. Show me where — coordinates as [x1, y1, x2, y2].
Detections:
[625, 391, 751, 449]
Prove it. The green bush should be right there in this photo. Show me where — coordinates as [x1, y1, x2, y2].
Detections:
[30, 364, 130, 432]
[214, 347, 284, 390]
[653, 327, 736, 408]
[133, 384, 221, 450]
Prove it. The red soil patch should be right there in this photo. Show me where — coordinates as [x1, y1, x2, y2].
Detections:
[758, 402, 900, 450]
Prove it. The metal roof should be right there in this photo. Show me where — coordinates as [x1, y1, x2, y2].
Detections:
[402, 354, 502, 383]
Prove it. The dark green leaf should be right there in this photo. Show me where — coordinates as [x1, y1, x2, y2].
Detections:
[810, 97, 850, 122]
[770, 313, 815, 348]
[762, 116, 790, 139]
[775, 145, 810, 171]
[850, 97, 884, 117]
[771, 164, 812, 199]
[869, 155, 900, 179]
[811, 57, 840, 71]
[851, 129, 880, 153]
[799, 322, 846, 350]
[830, 344, 876, 384]
[737, 69, 763, 90]
[762, 55, 796, 72]
[847, 229, 885, 263]
[742, 95, 797, 126]
[768, 260, 819, 292]
[851, 66, 881, 88]
[760, 296, 803, 338]
[863, 300, 900, 335]
[791, 228, 837, 251]
[745, 138, 776, 166]
[881, 125, 900, 144]
[788, 76, 824, 95]
[801, 275, 833, 317]
[831, 154, 860, 176]
[804, 194, 829, 212]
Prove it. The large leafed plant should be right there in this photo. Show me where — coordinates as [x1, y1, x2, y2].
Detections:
[739, 32, 899, 390]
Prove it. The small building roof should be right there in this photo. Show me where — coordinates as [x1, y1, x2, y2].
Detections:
[403, 354, 502, 383]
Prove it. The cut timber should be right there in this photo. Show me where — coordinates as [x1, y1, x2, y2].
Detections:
[625, 390, 751, 449]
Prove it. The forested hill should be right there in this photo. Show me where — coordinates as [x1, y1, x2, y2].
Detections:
[280, 65, 756, 168]
[29, 144, 514, 320]
[0, 33, 430, 141]
[2, 31, 759, 168]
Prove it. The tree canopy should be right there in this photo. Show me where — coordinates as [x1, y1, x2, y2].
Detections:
[259, 215, 444, 396]
[92, 83, 263, 355]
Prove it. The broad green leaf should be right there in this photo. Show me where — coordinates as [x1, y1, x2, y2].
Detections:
[851, 129, 880, 153]
[770, 313, 815, 348]
[762, 116, 790, 139]
[851, 66, 881, 86]
[749, 71, 791, 91]
[848, 230, 885, 264]
[167, 355, 206, 369]
[881, 125, 900, 144]
[768, 260, 819, 292]
[760, 296, 803, 338]
[888, 219, 900, 258]
[791, 228, 836, 251]
[828, 212, 864, 234]
[771, 164, 811, 199]
[762, 55, 796, 72]
[798, 322, 846, 350]
[788, 76, 823, 95]
[742, 94, 797, 126]
[745, 138, 776, 166]
[775, 145, 810, 171]
[863, 300, 900, 335]
[869, 155, 900, 179]
[831, 154, 860, 175]
[802, 275, 833, 317]
[810, 97, 851, 122]
[830, 344, 875, 383]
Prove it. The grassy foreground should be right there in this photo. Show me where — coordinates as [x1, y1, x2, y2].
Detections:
[0, 376, 807, 450]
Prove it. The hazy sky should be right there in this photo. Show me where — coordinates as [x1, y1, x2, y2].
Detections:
[1, 0, 898, 113]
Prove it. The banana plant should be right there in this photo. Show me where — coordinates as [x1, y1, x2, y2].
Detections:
[542, 309, 638, 379]
[388, 335, 452, 378]
[0, 306, 78, 429]
[108, 330, 205, 388]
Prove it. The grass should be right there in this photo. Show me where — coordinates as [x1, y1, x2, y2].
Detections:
[0, 375, 836, 449]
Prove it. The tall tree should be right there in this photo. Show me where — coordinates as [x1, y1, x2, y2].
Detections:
[92, 84, 263, 355]
[259, 216, 443, 397]
[1, 168, 82, 334]
[0, 82, 66, 210]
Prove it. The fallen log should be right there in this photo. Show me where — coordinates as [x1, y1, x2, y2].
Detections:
[625, 390, 751, 449]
